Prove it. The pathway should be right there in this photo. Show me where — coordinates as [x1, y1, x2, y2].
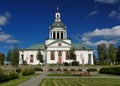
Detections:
[17, 72, 47, 86]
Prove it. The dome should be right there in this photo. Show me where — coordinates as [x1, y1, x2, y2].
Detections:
[50, 21, 66, 29]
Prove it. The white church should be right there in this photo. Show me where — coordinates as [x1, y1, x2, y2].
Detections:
[19, 7, 94, 65]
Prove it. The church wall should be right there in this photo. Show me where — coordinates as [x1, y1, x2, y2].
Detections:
[19, 50, 44, 65]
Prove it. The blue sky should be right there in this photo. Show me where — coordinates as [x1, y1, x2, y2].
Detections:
[0, 0, 120, 56]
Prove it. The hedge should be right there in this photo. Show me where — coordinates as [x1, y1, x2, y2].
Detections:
[87, 68, 97, 72]
[71, 61, 79, 66]
[0, 72, 19, 83]
[99, 67, 120, 75]
[34, 67, 43, 72]
[22, 67, 35, 76]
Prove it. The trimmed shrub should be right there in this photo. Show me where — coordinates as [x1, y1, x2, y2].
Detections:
[22, 67, 35, 76]
[56, 69, 61, 71]
[78, 69, 82, 71]
[34, 67, 43, 72]
[63, 69, 68, 71]
[71, 69, 75, 71]
[99, 67, 120, 75]
[71, 61, 79, 66]
[0, 72, 19, 83]
[87, 68, 97, 72]
[16, 68, 21, 73]
[64, 62, 70, 66]
[49, 68, 54, 71]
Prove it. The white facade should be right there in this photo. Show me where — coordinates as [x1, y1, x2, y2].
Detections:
[19, 7, 94, 65]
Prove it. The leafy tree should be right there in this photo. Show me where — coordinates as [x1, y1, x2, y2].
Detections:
[6, 50, 12, 61]
[97, 44, 108, 64]
[11, 46, 19, 66]
[0, 53, 5, 65]
[108, 44, 116, 64]
[37, 49, 44, 64]
[116, 45, 120, 64]
[69, 47, 76, 61]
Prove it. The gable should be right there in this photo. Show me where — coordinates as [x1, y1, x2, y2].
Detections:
[47, 40, 71, 47]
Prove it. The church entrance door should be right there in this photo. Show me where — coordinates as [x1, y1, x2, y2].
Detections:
[58, 51, 62, 64]
[58, 57, 62, 64]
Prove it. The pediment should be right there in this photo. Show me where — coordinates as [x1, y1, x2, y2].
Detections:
[47, 40, 71, 47]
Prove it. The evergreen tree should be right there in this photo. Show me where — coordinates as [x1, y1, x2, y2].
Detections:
[108, 44, 116, 64]
[11, 46, 19, 66]
[37, 49, 44, 64]
[0, 53, 5, 65]
[69, 47, 76, 61]
[6, 50, 12, 61]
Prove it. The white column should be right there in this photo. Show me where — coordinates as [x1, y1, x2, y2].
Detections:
[51, 31, 53, 39]
[55, 31, 57, 39]
[59, 31, 61, 39]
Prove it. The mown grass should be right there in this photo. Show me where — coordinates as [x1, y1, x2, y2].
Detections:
[47, 73, 73, 76]
[0, 73, 39, 86]
[40, 78, 120, 86]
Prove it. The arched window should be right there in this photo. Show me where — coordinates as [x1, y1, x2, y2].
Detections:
[30, 55, 34, 62]
[66, 51, 69, 60]
[51, 51, 55, 60]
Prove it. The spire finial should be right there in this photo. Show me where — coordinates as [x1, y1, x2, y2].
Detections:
[56, 5, 59, 13]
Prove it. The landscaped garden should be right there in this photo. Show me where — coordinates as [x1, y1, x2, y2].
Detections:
[40, 78, 120, 86]
[0, 66, 41, 86]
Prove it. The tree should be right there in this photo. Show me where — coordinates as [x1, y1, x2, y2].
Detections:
[116, 45, 120, 64]
[0, 53, 5, 65]
[6, 50, 12, 61]
[97, 44, 108, 64]
[108, 44, 116, 65]
[11, 46, 19, 66]
[37, 49, 44, 64]
[69, 47, 76, 61]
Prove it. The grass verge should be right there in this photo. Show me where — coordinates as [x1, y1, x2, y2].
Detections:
[0, 73, 39, 86]
[40, 78, 120, 86]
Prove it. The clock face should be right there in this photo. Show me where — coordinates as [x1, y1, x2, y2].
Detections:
[58, 43, 62, 46]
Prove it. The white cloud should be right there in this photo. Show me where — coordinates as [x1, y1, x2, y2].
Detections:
[0, 31, 19, 44]
[0, 12, 11, 26]
[81, 25, 120, 47]
[6, 39, 19, 44]
[88, 10, 99, 16]
[95, 0, 120, 4]
[108, 11, 120, 19]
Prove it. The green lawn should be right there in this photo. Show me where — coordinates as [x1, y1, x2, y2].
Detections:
[0, 73, 39, 86]
[47, 73, 73, 76]
[40, 78, 120, 86]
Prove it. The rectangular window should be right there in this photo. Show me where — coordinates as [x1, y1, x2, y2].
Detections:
[51, 51, 55, 60]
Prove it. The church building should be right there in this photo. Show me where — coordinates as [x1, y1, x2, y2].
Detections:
[19, 7, 94, 65]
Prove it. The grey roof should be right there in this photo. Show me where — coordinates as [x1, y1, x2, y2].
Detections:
[73, 43, 92, 50]
[50, 21, 66, 29]
[22, 43, 92, 50]
[25, 44, 45, 50]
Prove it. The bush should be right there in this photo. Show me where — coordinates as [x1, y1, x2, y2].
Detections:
[56, 69, 61, 71]
[87, 68, 97, 72]
[64, 62, 70, 66]
[22, 67, 35, 76]
[34, 67, 43, 72]
[99, 67, 120, 75]
[71, 61, 79, 66]
[71, 69, 75, 71]
[16, 68, 21, 73]
[0, 72, 19, 83]
[78, 69, 82, 71]
[49, 68, 54, 71]
[63, 69, 68, 71]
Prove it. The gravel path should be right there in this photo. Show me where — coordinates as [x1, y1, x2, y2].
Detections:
[17, 72, 47, 86]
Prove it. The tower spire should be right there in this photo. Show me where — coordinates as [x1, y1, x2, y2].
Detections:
[55, 5, 61, 22]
